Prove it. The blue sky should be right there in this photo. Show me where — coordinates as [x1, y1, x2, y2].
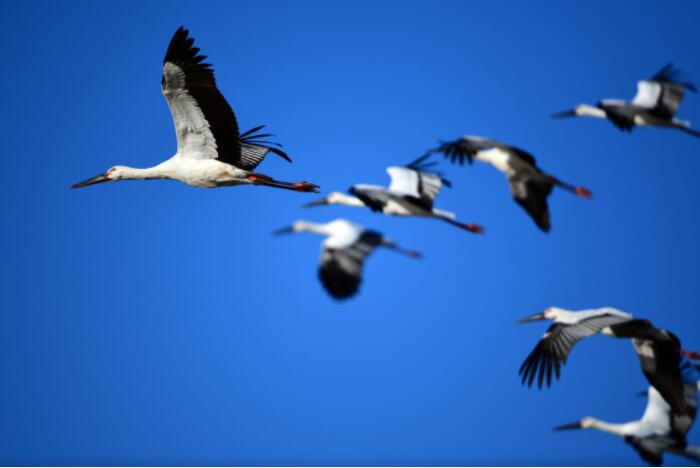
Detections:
[2, 0, 700, 465]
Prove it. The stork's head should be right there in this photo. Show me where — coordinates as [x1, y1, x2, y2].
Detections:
[272, 220, 329, 237]
[273, 221, 305, 236]
[552, 104, 604, 119]
[303, 192, 348, 208]
[71, 166, 128, 188]
[516, 307, 564, 324]
[553, 417, 596, 431]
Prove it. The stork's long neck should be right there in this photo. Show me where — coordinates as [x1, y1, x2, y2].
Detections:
[118, 161, 176, 181]
[586, 418, 631, 437]
[293, 221, 331, 236]
[576, 104, 608, 119]
[331, 193, 366, 207]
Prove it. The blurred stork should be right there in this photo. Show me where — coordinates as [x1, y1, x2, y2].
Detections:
[517, 306, 700, 416]
[303, 156, 483, 233]
[553, 382, 700, 466]
[72, 26, 318, 193]
[553, 63, 700, 138]
[424, 137, 591, 232]
[274, 219, 421, 300]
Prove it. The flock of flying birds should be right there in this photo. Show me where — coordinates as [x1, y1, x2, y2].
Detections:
[71, 27, 700, 465]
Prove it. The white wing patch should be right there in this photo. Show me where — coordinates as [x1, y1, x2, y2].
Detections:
[162, 62, 218, 160]
[632, 80, 662, 109]
[387, 167, 420, 197]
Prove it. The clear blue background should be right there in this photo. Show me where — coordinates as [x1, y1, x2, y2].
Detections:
[2, 0, 700, 465]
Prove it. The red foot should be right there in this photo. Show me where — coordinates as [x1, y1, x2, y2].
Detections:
[575, 187, 592, 198]
[405, 250, 422, 258]
[467, 224, 485, 234]
[294, 182, 320, 193]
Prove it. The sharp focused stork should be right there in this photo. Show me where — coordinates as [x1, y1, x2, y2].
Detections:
[424, 137, 591, 232]
[71, 26, 319, 192]
[274, 219, 421, 300]
[553, 382, 700, 466]
[553, 64, 700, 138]
[517, 307, 700, 416]
[302, 156, 484, 234]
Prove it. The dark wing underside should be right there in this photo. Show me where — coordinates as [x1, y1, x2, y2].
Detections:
[350, 187, 391, 212]
[625, 436, 670, 467]
[162, 26, 242, 165]
[654, 82, 686, 120]
[318, 231, 383, 300]
[506, 145, 538, 167]
[612, 323, 687, 416]
[672, 382, 699, 435]
[424, 137, 502, 165]
[637, 339, 686, 416]
[508, 174, 553, 232]
[599, 103, 639, 131]
[519, 314, 633, 389]
[651, 64, 697, 119]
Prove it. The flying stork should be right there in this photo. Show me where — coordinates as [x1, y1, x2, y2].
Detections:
[424, 137, 591, 232]
[553, 63, 700, 138]
[274, 219, 421, 300]
[517, 306, 700, 416]
[553, 382, 700, 466]
[71, 26, 319, 192]
[303, 156, 484, 234]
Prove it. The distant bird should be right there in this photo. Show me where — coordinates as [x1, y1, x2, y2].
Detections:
[274, 219, 420, 300]
[517, 307, 700, 416]
[303, 156, 483, 234]
[424, 137, 591, 232]
[553, 382, 700, 466]
[71, 26, 318, 192]
[553, 64, 700, 138]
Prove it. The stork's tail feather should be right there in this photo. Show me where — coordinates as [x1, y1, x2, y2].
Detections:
[241, 125, 292, 163]
[245, 173, 320, 193]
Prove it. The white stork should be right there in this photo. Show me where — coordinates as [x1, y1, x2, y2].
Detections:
[553, 382, 700, 466]
[71, 26, 319, 192]
[303, 155, 484, 233]
[274, 219, 421, 300]
[517, 307, 700, 416]
[424, 137, 591, 232]
[553, 63, 700, 138]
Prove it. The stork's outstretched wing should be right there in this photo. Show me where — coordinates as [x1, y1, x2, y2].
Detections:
[161, 28, 289, 170]
[162, 26, 240, 164]
[519, 313, 633, 388]
[318, 230, 383, 300]
[632, 64, 697, 120]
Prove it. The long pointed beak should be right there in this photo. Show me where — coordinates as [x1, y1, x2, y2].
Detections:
[516, 312, 546, 324]
[551, 109, 577, 119]
[302, 197, 329, 208]
[553, 421, 583, 431]
[273, 226, 294, 236]
[71, 173, 111, 189]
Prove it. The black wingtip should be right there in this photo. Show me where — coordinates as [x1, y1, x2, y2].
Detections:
[652, 63, 697, 92]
